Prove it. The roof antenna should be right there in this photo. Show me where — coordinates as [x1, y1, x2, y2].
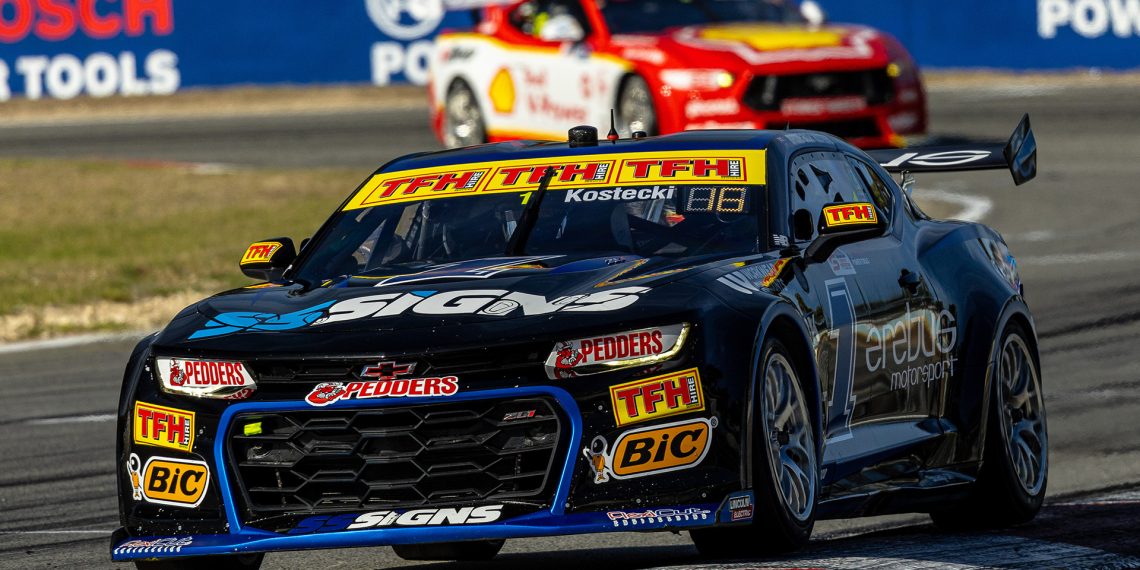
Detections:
[607, 109, 620, 143]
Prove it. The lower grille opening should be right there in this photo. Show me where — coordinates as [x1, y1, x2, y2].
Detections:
[228, 397, 563, 519]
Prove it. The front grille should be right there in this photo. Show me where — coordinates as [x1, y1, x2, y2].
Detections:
[245, 343, 549, 399]
[786, 118, 881, 140]
[743, 69, 894, 111]
[227, 397, 563, 519]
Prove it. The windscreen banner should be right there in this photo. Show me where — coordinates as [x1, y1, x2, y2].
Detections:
[818, 0, 1140, 70]
[0, 0, 477, 101]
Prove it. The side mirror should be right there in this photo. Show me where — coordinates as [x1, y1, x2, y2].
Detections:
[240, 238, 296, 282]
[804, 202, 884, 263]
[800, 1, 826, 27]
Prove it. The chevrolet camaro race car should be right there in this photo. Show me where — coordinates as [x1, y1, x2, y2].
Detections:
[429, 0, 927, 149]
[113, 117, 1043, 568]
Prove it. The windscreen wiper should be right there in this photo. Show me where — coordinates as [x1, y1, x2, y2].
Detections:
[505, 166, 556, 256]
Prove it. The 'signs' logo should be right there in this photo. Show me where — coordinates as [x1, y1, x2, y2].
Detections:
[128, 454, 210, 508]
[608, 368, 704, 427]
[821, 203, 878, 229]
[288, 505, 504, 534]
[240, 241, 282, 265]
[133, 402, 194, 452]
[585, 417, 716, 483]
[365, 0, 444, 40]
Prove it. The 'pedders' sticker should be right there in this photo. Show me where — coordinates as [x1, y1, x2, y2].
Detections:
[305, 377, 459, 406]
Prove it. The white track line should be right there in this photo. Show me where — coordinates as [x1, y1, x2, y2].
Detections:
[1019, 250, 1140, 266]
[0, 530, 112, 534]
[24, 414, 116, 426]
[911, 188, 994, 223]
[0, 330, 151, 355]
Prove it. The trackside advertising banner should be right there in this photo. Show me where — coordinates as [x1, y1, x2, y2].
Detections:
[0, 0, 476, 101]
[2, 1, 1136, 102]
[819, 0, 1140, 69]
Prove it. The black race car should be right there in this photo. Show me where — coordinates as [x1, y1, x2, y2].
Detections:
[113, 117, 1044, 568]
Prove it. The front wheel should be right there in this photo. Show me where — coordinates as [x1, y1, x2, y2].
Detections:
[392, 539, 504, 561]
[931, 321, 1048, 530]
[442, 79, 486, 148]
[691, 338, 818, 557]
[135, 554, 263, 570]
[616, 75, 657, 137]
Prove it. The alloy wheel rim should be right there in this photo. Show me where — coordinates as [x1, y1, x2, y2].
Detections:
[445, 86, 484, 147]
[763, 352, 817, 521]
[618, 78, 654, 136]
[998, 334, 1048, 496]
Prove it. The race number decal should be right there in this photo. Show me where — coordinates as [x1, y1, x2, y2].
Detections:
[824, 278, 856, 442]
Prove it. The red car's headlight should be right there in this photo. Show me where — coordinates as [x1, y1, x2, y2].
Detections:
[545, 324, 690, 379]
[659, 69, 735, 91]
[154, 357, 257, 400]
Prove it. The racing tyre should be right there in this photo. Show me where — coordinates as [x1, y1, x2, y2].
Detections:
[134, 554, 263, 570]
[443, 79, 486, 148]
[391, 539, 505, 561]
[691, 338, 818, 557]
[617, 75, 657, 137]
[931, 321, 1048, 530]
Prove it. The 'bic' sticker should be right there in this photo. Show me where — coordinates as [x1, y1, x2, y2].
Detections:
[822, 203, 878, 228]
[241, 241, 282, 265]
[134, 456, 211, 508]
[585, 417, 716, 483]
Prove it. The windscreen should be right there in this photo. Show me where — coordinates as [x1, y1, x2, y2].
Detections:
[293, 150, 769, 283]
[294, 185, 763, 283]
[598, 0, 802, 34]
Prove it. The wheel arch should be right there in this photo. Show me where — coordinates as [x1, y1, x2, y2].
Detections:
[972, 296, 1039, 463]
[742, 301, 823, 489]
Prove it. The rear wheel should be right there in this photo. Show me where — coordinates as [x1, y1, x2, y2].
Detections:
[691, 338, 817, 557]
[134, 554, 263, 570]
[391, 539, 504, 561]
[931, 321, 1048, 530]
[442, 79, 486, 148]
[616, 75, 657, 137]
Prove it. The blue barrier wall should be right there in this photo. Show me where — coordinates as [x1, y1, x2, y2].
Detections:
[818, 0, 1140, 70]
[0, 0, 475, 101]
[2, 0, 1137, 101]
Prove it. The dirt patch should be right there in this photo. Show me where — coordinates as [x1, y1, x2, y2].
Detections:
[0, 290, 208, 342]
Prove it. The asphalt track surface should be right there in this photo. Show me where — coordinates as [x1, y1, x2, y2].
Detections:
[2, 81, 1140, 569]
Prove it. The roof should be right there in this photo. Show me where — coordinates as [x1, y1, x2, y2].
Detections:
[379, 129, 789, 174]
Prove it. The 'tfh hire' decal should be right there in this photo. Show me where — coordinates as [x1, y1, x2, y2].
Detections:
[305, 361, 459, 406]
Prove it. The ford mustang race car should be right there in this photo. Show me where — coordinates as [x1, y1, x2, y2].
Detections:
[429, 0, 927, 149]
[113, 117, 1042, 568]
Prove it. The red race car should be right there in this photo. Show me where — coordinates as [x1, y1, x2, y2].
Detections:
[429, 0, 927, 149]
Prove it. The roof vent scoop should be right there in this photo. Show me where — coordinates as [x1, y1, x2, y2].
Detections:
[568, 125, 599, 148]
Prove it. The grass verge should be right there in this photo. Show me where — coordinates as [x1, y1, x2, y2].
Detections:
[0, 158, 365, 341]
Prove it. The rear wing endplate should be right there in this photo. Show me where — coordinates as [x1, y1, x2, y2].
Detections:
[867, 114, 1037, 186]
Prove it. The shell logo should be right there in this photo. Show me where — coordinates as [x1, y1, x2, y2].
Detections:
[489, 68, 516, 114]
[696, 24, 844, 52]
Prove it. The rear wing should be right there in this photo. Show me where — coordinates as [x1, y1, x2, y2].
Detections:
[867, 114, 1037, 186]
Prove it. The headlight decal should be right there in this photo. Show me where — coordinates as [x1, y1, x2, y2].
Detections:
[155, 357, 257, 399]
[545, 323, 689, 379]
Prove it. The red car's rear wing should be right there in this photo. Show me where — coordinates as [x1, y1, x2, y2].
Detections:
[868, 114, 1036, 186]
